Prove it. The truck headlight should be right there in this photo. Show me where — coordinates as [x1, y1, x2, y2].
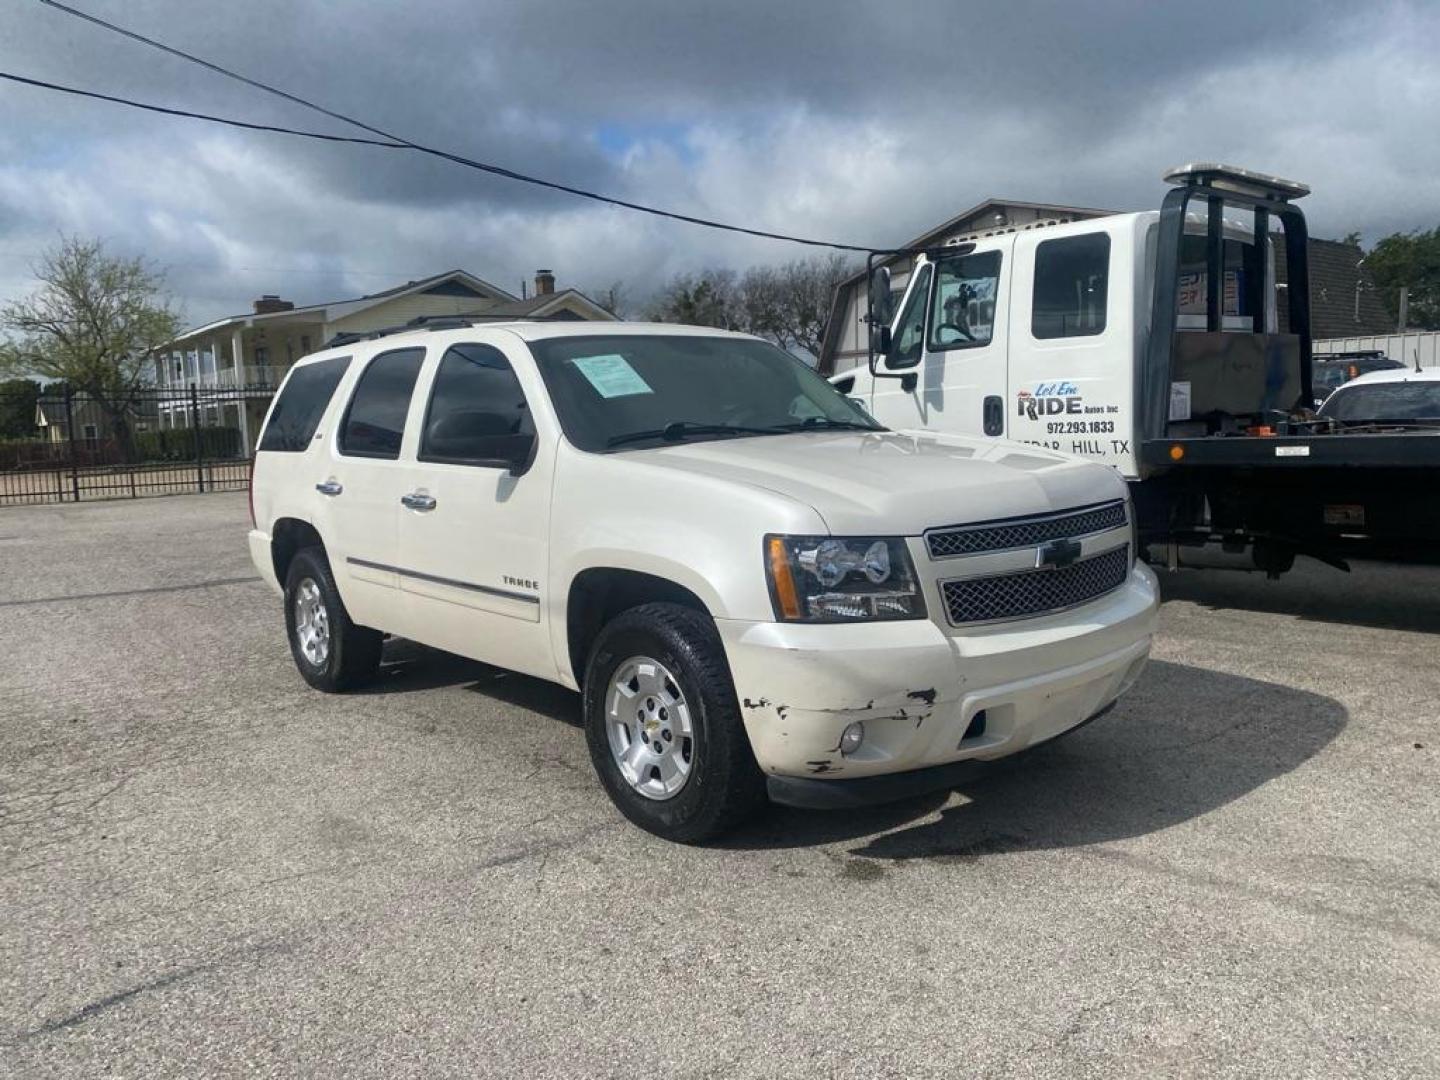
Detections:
[765, 535, 925, 622]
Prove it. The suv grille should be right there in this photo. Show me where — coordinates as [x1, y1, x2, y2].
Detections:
[941, 545, 1130, 625]
[927, 501, 1127, 559]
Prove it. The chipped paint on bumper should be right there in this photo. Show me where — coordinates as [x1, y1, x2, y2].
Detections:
[715, 563, 1158, 781]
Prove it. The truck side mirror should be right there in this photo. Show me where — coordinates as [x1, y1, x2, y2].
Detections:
[868, 265, 894, 327]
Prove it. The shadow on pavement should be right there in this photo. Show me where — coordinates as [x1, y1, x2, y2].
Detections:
[723, 659, 1346, 858]
[1156, 559, 1440, 635]
[361, 638, 582, 727]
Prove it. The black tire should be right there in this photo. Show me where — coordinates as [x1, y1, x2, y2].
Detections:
[283, 546, 383, 692]
[583, 602, 767, 843]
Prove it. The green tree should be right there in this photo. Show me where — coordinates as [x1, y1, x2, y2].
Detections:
[1365, 226, 1440, 330]
[0, 237, 181, 459]
[0, 377, 42, 439]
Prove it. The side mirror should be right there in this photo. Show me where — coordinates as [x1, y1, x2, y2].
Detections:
[490, 431, 537, 476]
[425, 411, 536, 475]
[868, 265, 894, 327]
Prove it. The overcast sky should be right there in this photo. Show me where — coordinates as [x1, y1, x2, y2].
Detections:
[2, 0, 1438, 328]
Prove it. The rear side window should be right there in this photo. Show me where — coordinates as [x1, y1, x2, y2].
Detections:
[339, 347, 425, 459]
[1032, 233, 1110, 339]
[257, 356, 351, 452]
[420, 343, 534, 464]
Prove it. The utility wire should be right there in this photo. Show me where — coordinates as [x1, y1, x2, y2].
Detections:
[29, 0, 879, 253]
[0, 71, 404, 149]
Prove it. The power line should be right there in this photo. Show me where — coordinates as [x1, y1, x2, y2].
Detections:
[27, 0, 879, 253]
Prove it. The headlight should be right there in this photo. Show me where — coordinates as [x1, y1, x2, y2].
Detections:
[765, 535, 925, 622]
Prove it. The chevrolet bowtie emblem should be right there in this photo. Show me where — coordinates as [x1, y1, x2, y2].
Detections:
[1036, 537, 1083, 570]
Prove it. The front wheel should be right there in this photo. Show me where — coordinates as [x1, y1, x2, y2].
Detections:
[283, 547, 383, 692]
[583, 603, 766, 843]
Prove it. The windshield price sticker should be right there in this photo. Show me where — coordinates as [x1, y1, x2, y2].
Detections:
[571, 354, 654, 399]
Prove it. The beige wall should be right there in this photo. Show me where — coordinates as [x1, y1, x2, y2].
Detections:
[329, 293, 493, 336]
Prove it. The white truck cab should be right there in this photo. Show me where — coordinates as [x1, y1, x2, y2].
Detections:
[836, 205, 1275, 478]
[836, 164, 1440, 576]
[248, 320, 1157, 841]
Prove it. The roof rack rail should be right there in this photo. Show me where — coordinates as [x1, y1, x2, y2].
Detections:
[322, 313, 563, 349]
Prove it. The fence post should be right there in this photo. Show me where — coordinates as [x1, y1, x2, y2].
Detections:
[190, 384, 205, 494]
[64, 387, 80, 502]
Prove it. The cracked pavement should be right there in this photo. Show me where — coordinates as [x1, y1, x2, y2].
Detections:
[1, 493, 1438, 1077]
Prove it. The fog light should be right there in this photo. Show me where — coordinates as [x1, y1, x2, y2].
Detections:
[839, 720, 865, 756]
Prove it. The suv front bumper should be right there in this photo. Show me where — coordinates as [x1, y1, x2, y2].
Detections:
[714, 563, 1157, 791]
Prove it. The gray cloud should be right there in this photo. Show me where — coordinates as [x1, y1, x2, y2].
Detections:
[0, 0, 1436, 325]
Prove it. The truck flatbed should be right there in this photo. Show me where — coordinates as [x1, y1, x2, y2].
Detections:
[1141, 430, 1440, 469]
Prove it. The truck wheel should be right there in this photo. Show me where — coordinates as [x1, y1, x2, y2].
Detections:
[283, 547, 383, 692]
[583, 602, 766, 843]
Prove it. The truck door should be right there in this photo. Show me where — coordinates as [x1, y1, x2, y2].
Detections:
[867, 240, 1012, 439]
[1007, 227, 1131, 467]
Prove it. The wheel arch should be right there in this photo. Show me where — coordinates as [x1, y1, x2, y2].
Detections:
[271, 517, 325, 586]
[565, 567, 713, 688]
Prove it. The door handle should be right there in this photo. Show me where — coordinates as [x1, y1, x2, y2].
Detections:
[982, 395, 1004, 437]
[315, 480, 343, 496]
[400, 492, 437, 512]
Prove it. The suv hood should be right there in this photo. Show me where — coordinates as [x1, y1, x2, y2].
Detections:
[640, 431, 1126, 535]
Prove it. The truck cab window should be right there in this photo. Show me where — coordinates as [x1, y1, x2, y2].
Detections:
[1032, 233, 1110, 339]
[885, 264, 932, 369]
[928, 251, 1001, 351]
[339, 347, 425, 459]
[1176, 234, 1262, 331]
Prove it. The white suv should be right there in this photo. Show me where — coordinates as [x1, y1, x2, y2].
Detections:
[248, 321, 1158, 841]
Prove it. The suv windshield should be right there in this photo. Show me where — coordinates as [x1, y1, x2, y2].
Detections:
[528, 334, 884, 452]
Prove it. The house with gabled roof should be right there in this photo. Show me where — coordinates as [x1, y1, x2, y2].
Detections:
[151, 268, 616, 453]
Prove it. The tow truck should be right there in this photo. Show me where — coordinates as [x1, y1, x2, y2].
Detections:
[834, 163, 1440, 575]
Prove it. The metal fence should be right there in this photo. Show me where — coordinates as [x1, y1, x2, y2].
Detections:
[1, 386, 257, 507]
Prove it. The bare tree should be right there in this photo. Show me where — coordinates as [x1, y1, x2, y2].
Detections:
[644, 268, 740, 329]
[759, 253, 856, 358]
[0, 237, 180, 460]
[647, 254, 856, 360]
[587, 280, 631, 318]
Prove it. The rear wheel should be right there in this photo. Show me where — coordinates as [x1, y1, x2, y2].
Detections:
[283, 547, 382, 692]
[583, 603, 766, 843]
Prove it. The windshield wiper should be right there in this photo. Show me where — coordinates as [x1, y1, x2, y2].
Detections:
[605, 420, 787, 448]
[778, 417, 883, 432]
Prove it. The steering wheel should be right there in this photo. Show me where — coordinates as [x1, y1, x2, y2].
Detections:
[934, 322, 974, 343]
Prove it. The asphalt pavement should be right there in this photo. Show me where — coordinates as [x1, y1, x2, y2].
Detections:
[1, 493, 1437, 1078]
